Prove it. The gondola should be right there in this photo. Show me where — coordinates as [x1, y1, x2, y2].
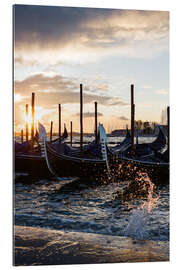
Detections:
[118, 148, 169, 184]
[109, 129, 131, 154]
[14, 127, 70, 177]
[39, 122, 117, 180]
[131, 126, 167, 156]
[110, 125, 166, 157]
[116, 140, 169, 184]
[15, 151, 50, 177]
[111, 126, 169, 184]
[14, 137, 69, 177]
[14, 138, 50, 176]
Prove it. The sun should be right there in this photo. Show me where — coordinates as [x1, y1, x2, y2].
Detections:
[24, 106, 43, 133]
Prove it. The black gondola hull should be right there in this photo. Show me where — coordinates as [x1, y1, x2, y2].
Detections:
[46, 142, 115, 180]
[117, 156, 169, 185]
[15, 153, 50, 176]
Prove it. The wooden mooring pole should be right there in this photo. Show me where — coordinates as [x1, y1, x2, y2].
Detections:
[50, 121, 53, 142]
[131, 84, 135, 151]
[31, 92, 35, 151]
[21, 129, 23, 143]
[167, 106, 170, 149]
[59, 104, 61, 143]
[80, 84, 83, 153]
[25, 104, 29, 142]
[70, 121, 72, 146]
[95, 101, 98, 144]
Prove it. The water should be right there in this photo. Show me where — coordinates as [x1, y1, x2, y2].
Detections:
[14, 136, 169, 242]
[14, 177, 169, 241]
[15, 134, 156, 145]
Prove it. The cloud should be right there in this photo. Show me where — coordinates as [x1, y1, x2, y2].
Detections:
[157, 89, 168, 95]
[75, 112, 103, 118]
[14, 5, 169, 64]
[143, 85, 152, 89]
[14, 73, 127, 107]
[14, 73, 78, 95]
[84, 84, 109, 92]
[14, 93, 26, 103]
[118, 116, 129, 120]
[15, 56, 40, 66]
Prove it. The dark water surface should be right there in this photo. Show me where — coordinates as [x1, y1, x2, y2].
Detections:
[14, 177, 169, 241]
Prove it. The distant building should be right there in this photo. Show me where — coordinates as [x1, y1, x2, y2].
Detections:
[110, 123, 168, 137]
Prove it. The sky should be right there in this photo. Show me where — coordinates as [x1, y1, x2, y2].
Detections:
[14, 4, 169, 133]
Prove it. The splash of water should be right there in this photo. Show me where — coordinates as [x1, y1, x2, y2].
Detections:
[124, 173, 159, 239]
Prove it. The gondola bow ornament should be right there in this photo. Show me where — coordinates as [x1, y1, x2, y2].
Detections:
[98, 123, 112, 177]
[38, 122, 56, 176]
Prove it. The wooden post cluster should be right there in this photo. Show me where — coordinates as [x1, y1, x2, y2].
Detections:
[80, 84, 83, 153]
[95, 101, 98, 144]
[167, 106, 170, 149]
[21, 129, 23, 143]
[25, 104, 29, 142]
[50, 121, 53, 142]
[59, 104, 61, 143]
[31, 93, 35, 151]
[131, 85, 135, 151]
[70, 121, 72, 146]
